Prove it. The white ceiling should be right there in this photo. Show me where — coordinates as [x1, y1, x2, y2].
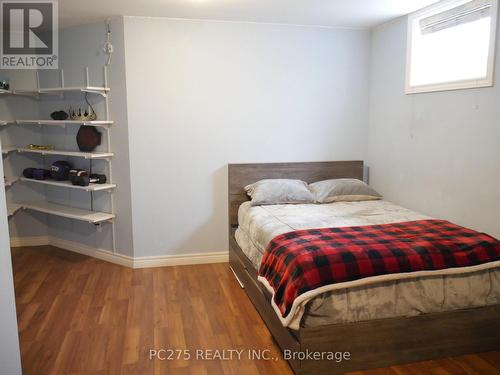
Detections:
[59, 0, 441, 29]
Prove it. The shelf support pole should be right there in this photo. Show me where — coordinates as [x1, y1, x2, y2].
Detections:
[103, 65, 116, 254]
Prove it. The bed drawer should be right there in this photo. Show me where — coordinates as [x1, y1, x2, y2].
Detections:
[229, 235, 260, 290]
[229, 234, 301, 373]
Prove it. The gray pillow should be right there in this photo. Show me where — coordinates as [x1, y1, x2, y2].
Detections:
[244, 179, 315, 206]
[309, 178, 382, 203]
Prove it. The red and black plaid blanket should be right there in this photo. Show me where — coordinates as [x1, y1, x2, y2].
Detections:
[258, 220, 500, 321]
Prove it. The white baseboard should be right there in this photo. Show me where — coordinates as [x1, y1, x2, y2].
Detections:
[10, 236, 228, 269]
[133, 251, 229, 269]
[49, 237, 134, 268]
[10, 235, 49, 247]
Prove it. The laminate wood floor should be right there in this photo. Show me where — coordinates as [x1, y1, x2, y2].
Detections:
[11, 246, 500, 375]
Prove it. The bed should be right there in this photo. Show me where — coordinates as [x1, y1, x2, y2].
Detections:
[227, 161, 500, 375]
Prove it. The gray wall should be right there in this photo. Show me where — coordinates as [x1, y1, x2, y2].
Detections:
[0, 143, 22, 375]
[37, 18, 135, 256]
[9, 12, 500, 261]
[123, 17, 371, 257]
[367, 12, 500, 239]
[0, 70, 48, 239]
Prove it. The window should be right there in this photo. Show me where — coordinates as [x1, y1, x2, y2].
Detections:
[406, 0, 498, 94]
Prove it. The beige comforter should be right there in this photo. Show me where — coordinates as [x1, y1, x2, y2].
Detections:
[235, 200, 500, 329]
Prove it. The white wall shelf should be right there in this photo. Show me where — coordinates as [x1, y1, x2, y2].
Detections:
[20, 177, 116, 192]
[7, 203, 21, 217]
[17, 148, 114, 160]
[4, 176, 18, 188]
[3, 66, 117, 249]
[16, 201, 115, 224]
[16, 120, 114, 128]
[0, 89, 12, 95]
[12, 69, 110, 98]
[2, 147, 16, 155]
[14, 86, 110, 98]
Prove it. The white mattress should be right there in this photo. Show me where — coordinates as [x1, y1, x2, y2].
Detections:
[235, 200, 500, 328]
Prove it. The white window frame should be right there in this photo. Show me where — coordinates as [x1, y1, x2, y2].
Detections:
[405, 0, 498, 94]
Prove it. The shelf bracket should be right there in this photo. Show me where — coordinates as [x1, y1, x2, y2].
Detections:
[82, 89, 107, 97]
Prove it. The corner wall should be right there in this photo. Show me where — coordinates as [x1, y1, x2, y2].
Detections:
[0, 143, 21, 375]
[0, 70, 48, 239]
[367, 12, 500, 239]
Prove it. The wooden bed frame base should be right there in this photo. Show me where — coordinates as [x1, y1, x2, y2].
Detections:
[227, 161, 500, 375]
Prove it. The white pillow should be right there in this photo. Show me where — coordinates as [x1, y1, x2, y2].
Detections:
[244, 179, 315, 206]
[309, 178, 382, 203]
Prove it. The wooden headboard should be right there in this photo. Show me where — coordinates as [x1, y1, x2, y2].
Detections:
[228, 160, 364, 227]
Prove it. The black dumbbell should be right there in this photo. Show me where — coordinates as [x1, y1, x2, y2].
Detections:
[69, 169, 106, 186]
[89, 174, 107, 184]
[77, 174, 107, 186]
[69, 169, 87, 185]
[23, 168, 36, 178]
[23, 168, 51, 180]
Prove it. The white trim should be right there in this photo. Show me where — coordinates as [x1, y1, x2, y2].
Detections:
[9, 236, 228, 269]
[49, 237, 134, 268]
[405, 0, 498, 94]
[133, 251, 229, 268]
[122, 15, 368, 31]
[405, 77, 494, 94]
[10, 236, 49, 247]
